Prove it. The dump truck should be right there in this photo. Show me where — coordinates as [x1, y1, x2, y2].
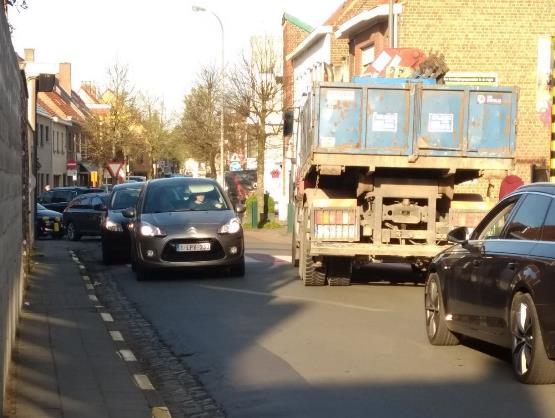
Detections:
[291, 80, 518, 285]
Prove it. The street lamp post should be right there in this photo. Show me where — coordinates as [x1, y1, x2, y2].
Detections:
[192, 5, 225, 186]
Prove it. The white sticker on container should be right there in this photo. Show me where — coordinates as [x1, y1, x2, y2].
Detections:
[326, 89, 355, 104]
[372, 112, 398, 132]
[428, 113, 454, 133]
[320, 136, 336, 147]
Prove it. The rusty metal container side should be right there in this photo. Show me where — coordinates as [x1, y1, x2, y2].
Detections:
[300, 81, 518, 168]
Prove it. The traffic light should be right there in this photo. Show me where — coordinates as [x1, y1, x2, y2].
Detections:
[90, 171, 98, 187]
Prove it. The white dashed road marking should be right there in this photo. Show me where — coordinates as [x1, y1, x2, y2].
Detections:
[100, 313, 114, 322]
[119, 349, 137, 362]
[134, 374, 155, 390]
[110, 331, 124, 341]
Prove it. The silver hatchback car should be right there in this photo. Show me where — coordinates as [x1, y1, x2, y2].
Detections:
[124, 177, 245, 280]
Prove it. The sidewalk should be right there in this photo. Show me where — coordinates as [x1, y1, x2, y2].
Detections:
[6, 240, 160, 418]
[244, 225, 291, 245]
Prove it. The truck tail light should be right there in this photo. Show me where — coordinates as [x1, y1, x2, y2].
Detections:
[312, 208, 358, 241]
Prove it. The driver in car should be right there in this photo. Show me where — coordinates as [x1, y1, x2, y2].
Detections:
[190, 192, 214, 210]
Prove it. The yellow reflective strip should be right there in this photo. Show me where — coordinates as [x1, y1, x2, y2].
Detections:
[551, 141, 555, 152]
[551, 176, 555, 183]
[551, 159, 555, 170]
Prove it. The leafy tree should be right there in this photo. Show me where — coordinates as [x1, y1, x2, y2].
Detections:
[4, 0, 28, 32]
[228, 36, 282, 223]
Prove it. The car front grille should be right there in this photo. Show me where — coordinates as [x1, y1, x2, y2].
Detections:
[161, 238, 225, 262]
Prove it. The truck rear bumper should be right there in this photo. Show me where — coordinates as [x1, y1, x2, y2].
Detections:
[302, 153, 513, 176]
[310, 241, 451, 258]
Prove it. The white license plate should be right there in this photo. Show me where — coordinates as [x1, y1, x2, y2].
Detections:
[176, 243, 211, 252]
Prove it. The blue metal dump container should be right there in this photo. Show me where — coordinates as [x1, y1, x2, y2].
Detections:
[305, 81, 517, 165]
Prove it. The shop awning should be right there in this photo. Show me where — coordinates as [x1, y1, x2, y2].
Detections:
[78, 161, 96, 173]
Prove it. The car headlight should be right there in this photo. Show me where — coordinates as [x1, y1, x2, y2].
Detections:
[105, 218, 123, 232]
[219, 217, 241, 234]
[139, 222, 166, 237]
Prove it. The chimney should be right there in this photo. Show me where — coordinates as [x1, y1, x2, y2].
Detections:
[58, 62, 72, 95]
[24, 48, 35, 63]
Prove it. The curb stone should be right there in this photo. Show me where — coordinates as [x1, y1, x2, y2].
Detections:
[69, 249, 174, 418]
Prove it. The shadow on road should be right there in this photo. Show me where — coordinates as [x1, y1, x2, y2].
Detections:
[68, 237, 554, 418]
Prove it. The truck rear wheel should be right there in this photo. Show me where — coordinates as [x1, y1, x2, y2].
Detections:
[302, 249, 326, 286]
[298, 206, 325, 286]
[291, 207, 300, 267]
[327, 257, 352, 286]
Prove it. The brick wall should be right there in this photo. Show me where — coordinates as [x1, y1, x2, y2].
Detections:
[327, 0, 389, 79]
[399, 0, 555, 193]
[282, 20, 311, 109]
[0, 9, 24, 415]
[349, 21, 387, 76]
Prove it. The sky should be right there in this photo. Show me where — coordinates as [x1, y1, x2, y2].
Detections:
[8, 0, 343, 117]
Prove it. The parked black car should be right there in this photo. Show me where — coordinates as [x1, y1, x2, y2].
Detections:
[38, 186, 104, 212]
[63, 192, 108, 241]
[424, 183, 555, 384]
[36, 203, 64, 239]
[101, 182, 145, 264]
[124, 177, 246, 280]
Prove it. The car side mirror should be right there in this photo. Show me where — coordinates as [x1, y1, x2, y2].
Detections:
[447, 226, 469, 244]
[235, 203, 246, 214]
[122, 208, 136, 218]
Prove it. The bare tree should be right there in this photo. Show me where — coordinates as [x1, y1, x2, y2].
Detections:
[176, 65, 223, 178]
[135, 95, 179, 177]
[228, 36, 282, 224]
[84, 63, 140, 182]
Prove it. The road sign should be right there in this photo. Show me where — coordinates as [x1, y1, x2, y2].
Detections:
[106, 161, 124, 178]
[66, 169, 77, 177]
[67, 159, 77, 170]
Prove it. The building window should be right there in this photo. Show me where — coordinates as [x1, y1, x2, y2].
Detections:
[39, 124, 44, 147]
[45, 126, 49, 142]
[62, 133, 65, 154]
[361, 44, 375, 72]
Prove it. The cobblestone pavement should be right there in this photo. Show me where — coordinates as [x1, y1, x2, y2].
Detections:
[77, 245, 226, 418]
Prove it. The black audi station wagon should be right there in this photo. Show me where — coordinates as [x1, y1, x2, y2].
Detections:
[424, 183, 555, 384]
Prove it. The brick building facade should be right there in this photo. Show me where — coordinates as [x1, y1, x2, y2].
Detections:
[397, 0, 555, 187]
[282, 13, 313, 110]
[284, 0, 555, 197]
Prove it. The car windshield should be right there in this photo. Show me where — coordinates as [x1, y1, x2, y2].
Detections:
[110, 188, 141, 210]
[143, 180, 228, 213]
[37, 203, 47, 211]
